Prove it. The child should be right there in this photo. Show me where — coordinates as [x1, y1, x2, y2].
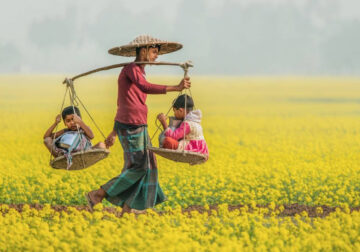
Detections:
[43, 106, 106, 168]
[157, 94, 209, 158]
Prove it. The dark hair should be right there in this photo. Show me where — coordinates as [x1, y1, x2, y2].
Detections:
[62, 106, 81, 120]
[136, 44, 161, 57]
[173, 94, 194, 111]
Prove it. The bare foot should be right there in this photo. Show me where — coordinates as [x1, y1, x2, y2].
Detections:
[88, 188, 106, 205]
[120, 203, 132, 217]
[131, 209, 147, 214]
[93, 142, 107, 150]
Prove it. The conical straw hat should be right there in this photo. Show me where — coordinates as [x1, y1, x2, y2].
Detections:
[108, 35, 183, 57]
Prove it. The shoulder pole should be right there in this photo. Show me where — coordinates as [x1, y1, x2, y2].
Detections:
[63, 61, 193, 84]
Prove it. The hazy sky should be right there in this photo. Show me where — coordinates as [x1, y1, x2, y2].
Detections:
[1, 0, 359, 75]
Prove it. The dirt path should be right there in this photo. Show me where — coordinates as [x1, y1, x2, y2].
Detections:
[1, 203, 359, 218]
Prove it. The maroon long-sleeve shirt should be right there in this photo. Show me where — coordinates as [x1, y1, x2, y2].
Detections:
[115, 62, 167, 125]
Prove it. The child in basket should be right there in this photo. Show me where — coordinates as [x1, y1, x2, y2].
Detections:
[157, 94, 209, 158]
[43, 106, 106, 168]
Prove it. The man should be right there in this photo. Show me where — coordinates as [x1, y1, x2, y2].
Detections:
[86, 35, 190, 215]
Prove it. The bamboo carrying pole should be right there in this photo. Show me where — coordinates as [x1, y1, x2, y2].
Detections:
[63, 61, 193, 83]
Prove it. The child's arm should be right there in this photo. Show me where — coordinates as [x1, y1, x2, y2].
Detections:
[73, 114, 94, 139]
[43, 115, 64, 139]
[164, 122, 191, 140]
[157, 113, 168, 129]
[157, 113, 191, 140]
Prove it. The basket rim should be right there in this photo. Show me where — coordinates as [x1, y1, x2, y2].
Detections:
[51, 148, 110, 163]
[147, 146, 208, 158]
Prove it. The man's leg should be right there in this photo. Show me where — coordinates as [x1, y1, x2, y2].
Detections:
[88, 188, 133, 216]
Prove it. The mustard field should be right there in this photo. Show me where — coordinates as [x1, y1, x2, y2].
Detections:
[1, 75, 360, 251]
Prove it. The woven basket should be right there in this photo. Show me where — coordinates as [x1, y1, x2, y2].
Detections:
[50, 149, 110, 170]
[108, 35, 183, 57]
[148, 147, 207, 165]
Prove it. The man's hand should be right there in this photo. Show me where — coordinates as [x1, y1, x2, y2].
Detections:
[177, 77, 191, 91]
[105, 130, 117, 148]
[55, 114, 61, 124]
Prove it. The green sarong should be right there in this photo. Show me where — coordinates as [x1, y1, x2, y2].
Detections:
[101, 122, 166, 210]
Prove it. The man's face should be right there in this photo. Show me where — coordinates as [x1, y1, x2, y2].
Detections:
[144, 47, 158, 62]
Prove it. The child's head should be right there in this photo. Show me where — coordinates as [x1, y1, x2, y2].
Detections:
[61, 106, 81, 130]
[172, 94, 194, 119]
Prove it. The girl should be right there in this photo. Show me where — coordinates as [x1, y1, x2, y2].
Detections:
[157, 94, 209, 158]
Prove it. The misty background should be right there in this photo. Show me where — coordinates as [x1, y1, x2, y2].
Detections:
[0, 0, 359, 75]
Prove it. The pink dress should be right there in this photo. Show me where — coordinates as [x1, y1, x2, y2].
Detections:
[164, 110, 209, 157]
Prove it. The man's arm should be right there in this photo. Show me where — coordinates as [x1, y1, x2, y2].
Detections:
[166, 77, 191, 92]
[127, 65, 191, 94]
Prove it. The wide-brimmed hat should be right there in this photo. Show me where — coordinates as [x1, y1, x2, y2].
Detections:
[108, 35, 183, 57]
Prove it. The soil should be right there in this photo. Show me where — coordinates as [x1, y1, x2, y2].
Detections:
[1, 203, 359, 218]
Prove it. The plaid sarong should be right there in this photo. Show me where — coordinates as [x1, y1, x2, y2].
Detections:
[101, 122, 166, 210]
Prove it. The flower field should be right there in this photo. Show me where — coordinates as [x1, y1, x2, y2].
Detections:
[1, 75, 360, 251]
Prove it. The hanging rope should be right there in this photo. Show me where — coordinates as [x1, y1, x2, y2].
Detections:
[182, 90, 187, 155]
[181, 62, 189, 155]
[150, 91, 182, 141]
[75, 95, 107, 140]
[150, 62, 193, 154]
[49, 86, 69, 165]
[50, 78, 110, 170]
[57, 61, 193, 163]
[65, 78, 86, 169]
[64, 78, 107, 140]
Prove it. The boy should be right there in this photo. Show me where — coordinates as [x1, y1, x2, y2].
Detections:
[44, 106, 105, 159]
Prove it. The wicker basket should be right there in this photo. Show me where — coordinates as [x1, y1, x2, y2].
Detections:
[50, 149, 110, 170]
[147, 147, 207, 165]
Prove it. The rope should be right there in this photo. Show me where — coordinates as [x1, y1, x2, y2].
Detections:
[75, 95, 106, 140]
[61, 60, 194, 144]
[64, 78, 106, 140]
[51, 78, 107, 169]
[56, 60, 194, 165]
[183, 90, 187, 155]
[182, 64, 188, 154]
[49, 86, 69, 165]
[67, 79, 86, 170]
[150, 64, 193, 156]
[150, 91, 183, 141]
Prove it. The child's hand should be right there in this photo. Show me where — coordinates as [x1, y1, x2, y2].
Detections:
[157, 113, 167, 123]
[72, 114, 83, 124]
[55, 114, 61, 124]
